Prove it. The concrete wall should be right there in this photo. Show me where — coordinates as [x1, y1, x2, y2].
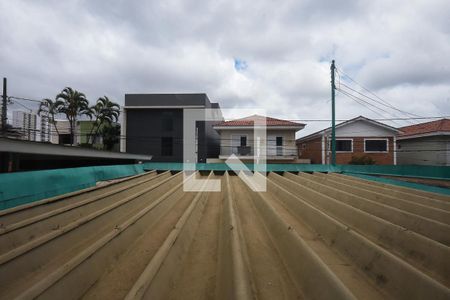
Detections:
[124, 94, 222, 163]
[125, 93, 210, 107]
[397, 136, 450, 166]
[126, 109, 184, 162]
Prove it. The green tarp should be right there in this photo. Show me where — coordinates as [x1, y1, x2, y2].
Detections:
[0, 164, 145, 210]
[0, 162, 448, 211]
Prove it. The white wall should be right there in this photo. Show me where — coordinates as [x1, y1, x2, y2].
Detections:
[334, 120, 396, 137]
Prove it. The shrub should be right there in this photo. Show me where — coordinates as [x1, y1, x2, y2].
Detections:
[349, 155, 376, 165]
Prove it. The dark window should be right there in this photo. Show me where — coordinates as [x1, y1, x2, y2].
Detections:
[365, 139, 387, 152]
[336, 140, 352, 152]
[276, 136, 283, 146]
[161, 112, 173, 132]
[161, 137, 173, 156]
[276, 137, 283, 156]
[240, 136, 247, 146]
[59, 134, 71, 144]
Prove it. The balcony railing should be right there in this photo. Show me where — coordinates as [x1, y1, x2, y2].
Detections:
[220, 145, 298, 158]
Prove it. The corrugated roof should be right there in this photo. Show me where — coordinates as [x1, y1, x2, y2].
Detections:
[399, 118, 450, 137]
[215, 114, 304, 127]
[0, 171, 448, 299]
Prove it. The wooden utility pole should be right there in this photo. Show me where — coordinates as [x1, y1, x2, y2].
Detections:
[330, 60, 336, 165]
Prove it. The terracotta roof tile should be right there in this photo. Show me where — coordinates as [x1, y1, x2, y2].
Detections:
[399, 119, 450, 137]
[215, 115, 304, 127]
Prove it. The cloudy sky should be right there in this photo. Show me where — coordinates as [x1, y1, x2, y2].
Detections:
[1, 0, 450, 136]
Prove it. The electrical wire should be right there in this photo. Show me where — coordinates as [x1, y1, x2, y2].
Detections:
[336, 88, 403, 126]
[338, 82, 415, 124]
[335, 66, 424, 118]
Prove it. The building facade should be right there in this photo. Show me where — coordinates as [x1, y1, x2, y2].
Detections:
[39, 115, 51, 142]
[122, 93, 223, 162]
[12, 111, 37, 141]
[50, 120, 71, 144]
[297, 116, 400, 165]
[213, 115, 305, 163]
[397, 119, 450, 166]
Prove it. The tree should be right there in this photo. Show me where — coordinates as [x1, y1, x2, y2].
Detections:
[101, 123, 121, 151]
[56, 87, 91, 145]
[88, 96, 120, 145]
[38, 98, 64, 143]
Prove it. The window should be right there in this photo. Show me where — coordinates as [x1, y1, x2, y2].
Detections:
[336, 139, 352, 152]
[161, 137, 173, 156]
[276, 136, 283, 156]
[365, 139, 388, 152]
[240, 136, 247, 146]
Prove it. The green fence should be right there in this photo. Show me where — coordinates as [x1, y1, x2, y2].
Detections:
[344, 173, 450, 196]
[1, 162, 448, 211]
[0, 164, 146, 210]
[142, 162, 450, 180]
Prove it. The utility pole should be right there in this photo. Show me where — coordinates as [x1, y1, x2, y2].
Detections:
[330, 60, 336, 165]
[1, 77, 7, 133]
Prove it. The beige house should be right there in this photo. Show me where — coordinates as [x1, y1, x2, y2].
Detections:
[212, 115, 306, 163]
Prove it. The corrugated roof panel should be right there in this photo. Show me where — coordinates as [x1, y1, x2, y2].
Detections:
[0, 171, 448, 299]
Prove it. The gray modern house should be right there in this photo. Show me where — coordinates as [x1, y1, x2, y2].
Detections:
[121, 94, 223, 162]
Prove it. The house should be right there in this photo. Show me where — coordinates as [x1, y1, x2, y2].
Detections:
[122, 93, 223, 162]
[296, 116, 400, 165]
[49, 120, 119, 150]
[397, 118, 450, 166]
[212, 115, 305, 163]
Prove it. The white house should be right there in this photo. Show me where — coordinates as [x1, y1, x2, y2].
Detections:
[212, 115, 305, 163]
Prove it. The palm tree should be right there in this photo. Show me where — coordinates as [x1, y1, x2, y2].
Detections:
[88, 96, 120, 145]
[38, 98, 64, 143]
[56, 87, 91, 145]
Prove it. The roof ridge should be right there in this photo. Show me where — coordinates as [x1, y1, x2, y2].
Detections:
[214, 114, 305, 127]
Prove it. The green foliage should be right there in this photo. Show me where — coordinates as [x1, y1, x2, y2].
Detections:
[56, 87, 91, 145]
[41, 88, 120, 147]
[88, 96, 121, 145]
[101, 123, 121, 151]
[349, 155, 376, 165]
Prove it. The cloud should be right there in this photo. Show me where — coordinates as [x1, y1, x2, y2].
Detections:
[0, 0, 449, 138]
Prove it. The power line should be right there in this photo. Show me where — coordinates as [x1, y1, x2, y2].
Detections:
[9, 100, 34, 112]
[335, 67, 424, 119]
[338, 82, 415, 124]
[336, 88, 403, 126]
